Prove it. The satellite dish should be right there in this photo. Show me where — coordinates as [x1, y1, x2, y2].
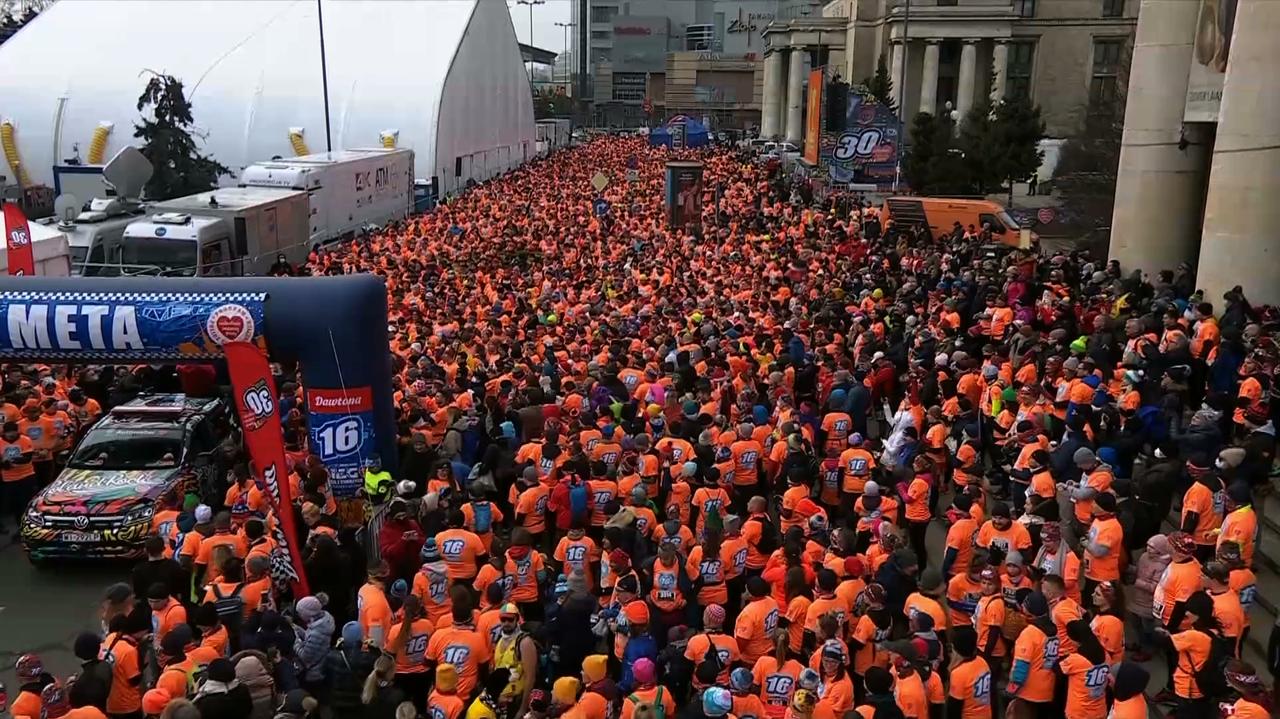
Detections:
[102, 146, 153, 201]
[53, 194, 80, 223]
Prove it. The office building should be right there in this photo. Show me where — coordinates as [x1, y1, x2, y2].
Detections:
[572, 0, 824, 127]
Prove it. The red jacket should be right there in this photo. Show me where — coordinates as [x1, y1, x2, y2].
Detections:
[378, 517, 425, 581]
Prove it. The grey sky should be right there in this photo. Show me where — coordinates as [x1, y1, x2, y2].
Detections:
[506, 0, 572, 54]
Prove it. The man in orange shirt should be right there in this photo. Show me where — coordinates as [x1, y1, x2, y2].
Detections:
[358, 562, 395, 651]
[147, 583, 188, 653]
[729, 424, 765, 512]
[1180, 460, 1224, 562]
[838, 434, 876, 515]
[734, 576, 781, 664]
[436, 509, 489, 582]
[1, 420, 37, 530]
[947, 626, 993, 719]
[1082, 493, 1124, 600]
[512, 470, 551, 552]
[425, 603, 492, 699]
[1006, 591, 1057, 711]
[102, 605, 151, 718]
[194, 512, 247, 584]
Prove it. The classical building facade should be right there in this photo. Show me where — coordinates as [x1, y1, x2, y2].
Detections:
[1109, 0, 1280, 305]
[760, 0, 1137, 140]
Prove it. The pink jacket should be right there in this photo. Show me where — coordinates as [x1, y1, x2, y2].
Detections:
[1130, 534, 1171, 616]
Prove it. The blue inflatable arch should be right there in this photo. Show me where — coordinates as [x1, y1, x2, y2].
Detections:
[0, 275, 397, 503]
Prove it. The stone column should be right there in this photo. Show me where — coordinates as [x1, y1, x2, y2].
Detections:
[956, 39, 978, 122]
[991, 40, 1009, 101]
[1109, 0, 1208, 277]
[1196, 0, 1280, 305]
[919, 40, 940, 116]
[889, 39, 905, 111]
[785, 47, 806, 145]
[762, 49, 785, 139]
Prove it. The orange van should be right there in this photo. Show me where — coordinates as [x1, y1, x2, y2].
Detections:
[881, 197, 1035, 247]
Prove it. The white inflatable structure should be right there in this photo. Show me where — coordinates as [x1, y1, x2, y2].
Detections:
[0, 0, 535, 195]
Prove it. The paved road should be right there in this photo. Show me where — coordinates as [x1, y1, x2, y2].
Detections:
[0, 534, 122, 693]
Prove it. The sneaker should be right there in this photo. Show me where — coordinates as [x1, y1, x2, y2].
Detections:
[1152, 690, 1178, 704]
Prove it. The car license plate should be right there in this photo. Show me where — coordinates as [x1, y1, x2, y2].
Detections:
[61, 530, 100, 543]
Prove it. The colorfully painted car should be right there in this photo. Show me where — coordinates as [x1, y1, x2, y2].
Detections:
[21, 394, 227, 564]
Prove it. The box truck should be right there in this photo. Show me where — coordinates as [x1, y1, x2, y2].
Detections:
[238, 148, 413, 245]
[87, 186, 310, 277]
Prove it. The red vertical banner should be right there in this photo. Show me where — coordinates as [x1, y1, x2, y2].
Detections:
[224, 341, 310, 597]
[3, 202, 35, 276]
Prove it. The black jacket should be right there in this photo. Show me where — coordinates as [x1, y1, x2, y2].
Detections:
[363, 686, 409, 719]
[193, 684, 255, 719]
[322, 645, 379, 716]
[131, 557, 187, 600]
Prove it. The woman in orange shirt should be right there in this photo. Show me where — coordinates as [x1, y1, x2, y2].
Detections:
[1089, 581, 1126, 666]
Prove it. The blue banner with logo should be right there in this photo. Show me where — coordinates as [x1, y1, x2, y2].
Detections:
[820, 93, 902, 187]
[0, 291, 267, 360]
[307, 386, 376, 497]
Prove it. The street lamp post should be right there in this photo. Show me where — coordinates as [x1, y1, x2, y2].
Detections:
[516, 0, 545, 48]
[555, 21, 574, 90]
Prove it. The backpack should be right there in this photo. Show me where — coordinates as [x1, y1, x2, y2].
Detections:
[212, 582, 246, 641]
[749, 515, 779, 555]
[1190, 631, 1231, 699]
[629, 687, 666, 719]
[568, 480, 590, 523]
[472, 501, 494, 534]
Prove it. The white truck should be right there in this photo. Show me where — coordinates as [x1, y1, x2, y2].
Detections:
[89, 187, 310, 277]
[238, 148, 413, 246]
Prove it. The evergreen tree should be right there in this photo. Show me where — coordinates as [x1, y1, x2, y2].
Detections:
[861, 54, 897, 113]
[990, 92, 1045, 198]
[958, 97, 1000, 193]
[904, 112, 939, 193]
[134, 72, 231, 200]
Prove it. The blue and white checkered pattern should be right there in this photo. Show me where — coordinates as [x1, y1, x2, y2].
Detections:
[0, 291, 266, 303]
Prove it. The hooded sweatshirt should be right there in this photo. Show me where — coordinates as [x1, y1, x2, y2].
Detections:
[1131, 536, 1171, 617]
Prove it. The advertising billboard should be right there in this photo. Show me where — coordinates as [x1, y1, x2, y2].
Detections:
[665, 161, 704, 230]
[820, 91, 902, 187]
[804, 68, 823, 165]
[1184, 0, 1238, 122]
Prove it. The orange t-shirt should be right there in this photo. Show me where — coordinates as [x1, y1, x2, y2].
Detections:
[515, 484, 551, 534]
[0, 436, 36, 481]
[1059, 654, 1110, 718]
[102, 632, 143, 714]
[1009, 623, 1057, 703]
[358, 582, 394, 649]
[391, 617, 435, 674]
[1082, 516, 1123, 581]
[973, 595, 1007, 657]
[734, 597, 781, 664]
[435, 528, 487, 580]
[948, 657, 993, 719]
[751, 655, 803, 719]
[427, 625, 491, 698]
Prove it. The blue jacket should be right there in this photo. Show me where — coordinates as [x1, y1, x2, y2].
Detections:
[618, 633, 658, 693]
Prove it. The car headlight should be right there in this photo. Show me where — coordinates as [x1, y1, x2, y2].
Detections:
[123, 504, 154, 526]
[25, 505, 44, 527]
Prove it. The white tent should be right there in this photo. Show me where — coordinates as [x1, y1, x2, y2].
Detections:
[0, 0, 535, 196]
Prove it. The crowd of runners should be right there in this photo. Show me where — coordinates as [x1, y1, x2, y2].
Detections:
[2, 136, 1279, 719]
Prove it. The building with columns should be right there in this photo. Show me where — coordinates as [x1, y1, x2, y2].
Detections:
[760, 0, 1137, 140]
[1110, 0, 1280, 306]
